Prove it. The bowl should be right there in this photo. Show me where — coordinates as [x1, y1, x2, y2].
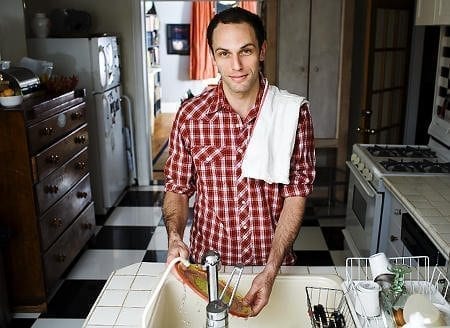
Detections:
[0, 95, 24, 108]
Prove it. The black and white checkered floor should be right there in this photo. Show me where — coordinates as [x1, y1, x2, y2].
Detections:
[10, 183, 346, 327]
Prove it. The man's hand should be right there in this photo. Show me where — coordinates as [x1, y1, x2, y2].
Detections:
[242, 269, 276, 316]
[166, 233, 190, 265]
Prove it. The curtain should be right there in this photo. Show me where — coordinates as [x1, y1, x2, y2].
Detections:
[189, 1, 217, 80]
[239, 1, 258, 13]
[189, 1, 258, 80]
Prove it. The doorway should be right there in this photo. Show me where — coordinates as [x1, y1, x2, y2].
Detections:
[349, 0, 414, 146]
[145, 1, 262, 180]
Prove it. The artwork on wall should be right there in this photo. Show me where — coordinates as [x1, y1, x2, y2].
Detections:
[166, 24, 190, 55]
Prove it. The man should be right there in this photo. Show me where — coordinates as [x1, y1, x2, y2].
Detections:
[163, 7, 315, 316]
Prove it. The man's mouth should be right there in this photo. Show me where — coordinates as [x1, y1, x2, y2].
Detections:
[229, 74, 247, 82]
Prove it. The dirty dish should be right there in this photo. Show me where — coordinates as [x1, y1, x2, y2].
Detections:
[175, 262, 252, 317]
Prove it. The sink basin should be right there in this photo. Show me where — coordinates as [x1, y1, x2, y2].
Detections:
[145, 273, 345, 328]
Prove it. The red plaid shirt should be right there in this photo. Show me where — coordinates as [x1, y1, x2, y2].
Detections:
[165, 77, 315, 265]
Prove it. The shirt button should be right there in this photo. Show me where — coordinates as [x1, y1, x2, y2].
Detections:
[242, 225, 248, 230]
[241, 201, 245, 205]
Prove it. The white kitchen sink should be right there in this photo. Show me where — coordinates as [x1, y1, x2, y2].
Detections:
[145, 273, 346, 328]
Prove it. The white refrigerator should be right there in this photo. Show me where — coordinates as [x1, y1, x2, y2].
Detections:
[27, 35, 135, 215]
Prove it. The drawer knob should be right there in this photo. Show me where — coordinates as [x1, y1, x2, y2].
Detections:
[44, 185, 59, 193]
[77, 191, 88, 198]
[71, 112, 83, 120]
[56, 254, 66, 262]
[75, 161, 87, 169]
[41, 127, 55, 136]
[82, 222, 93, 230]
[74, 135, 87, 144]
[50, 217, 63, 228]
[46, 154, 60, 164]
[394, 209, 402, 215]
[390, 235, 399, 242]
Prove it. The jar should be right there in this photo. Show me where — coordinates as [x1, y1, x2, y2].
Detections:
[31, 13, 50, 38]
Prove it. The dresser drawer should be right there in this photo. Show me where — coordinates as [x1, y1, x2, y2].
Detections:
[35, 148, 89, 214]
[39, 174, 92, 251]
[27, 102, 87, 154]
[43, 202, 95, 292]
[33, 124, 89, 183]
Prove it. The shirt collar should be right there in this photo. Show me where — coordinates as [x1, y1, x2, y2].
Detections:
[206, 75, 267, 117]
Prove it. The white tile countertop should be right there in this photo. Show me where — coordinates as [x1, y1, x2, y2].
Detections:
[383, 175, 450, 260]
[82, 262, 347, 327]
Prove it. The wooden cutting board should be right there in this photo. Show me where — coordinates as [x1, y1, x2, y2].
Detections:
[175, 262, 253, 317]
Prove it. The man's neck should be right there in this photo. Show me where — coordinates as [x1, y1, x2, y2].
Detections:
[223, 83, 260, 119]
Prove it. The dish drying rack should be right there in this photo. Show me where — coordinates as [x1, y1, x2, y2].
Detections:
[306, 286, 358, 328]
[342, 256, 450, 328]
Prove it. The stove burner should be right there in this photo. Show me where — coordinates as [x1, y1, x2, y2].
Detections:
[403, 146, 436, 158]
[380, 159, 450, 173]
[419, 159, 450, 173]
[367, 145, 401, 157]
[367, 145, 437, 158]
[380, 159, 416, 172]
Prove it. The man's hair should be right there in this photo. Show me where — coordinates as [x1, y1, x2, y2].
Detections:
[206, 7, 266, 52]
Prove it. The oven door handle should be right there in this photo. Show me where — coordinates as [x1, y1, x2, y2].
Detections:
[346, 161, 376, 198]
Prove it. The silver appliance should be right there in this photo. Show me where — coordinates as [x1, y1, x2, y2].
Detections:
[0, 67, 40, 95]
[27, 35, 135, 215]
[343, 27, 450, 258]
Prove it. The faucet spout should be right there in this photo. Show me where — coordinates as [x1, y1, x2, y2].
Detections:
[202, 251, 244, 328]
[202, 250, 221, 302]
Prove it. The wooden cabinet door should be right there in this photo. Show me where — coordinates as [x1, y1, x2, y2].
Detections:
[309, 0, 342, 139]
[278, 0, 310, 99]
[415, 0, 436, 25]
[278, 0, 342, 139]
[435, 0, 450, 25]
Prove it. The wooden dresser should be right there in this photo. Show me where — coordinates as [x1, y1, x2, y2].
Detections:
[0, 90, 95, 312]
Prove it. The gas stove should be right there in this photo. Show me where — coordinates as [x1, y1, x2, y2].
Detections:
[350, 142, 450, 191]
[344, 27, 450, 259]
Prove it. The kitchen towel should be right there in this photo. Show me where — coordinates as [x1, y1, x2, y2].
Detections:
[241, 84, 308, 184]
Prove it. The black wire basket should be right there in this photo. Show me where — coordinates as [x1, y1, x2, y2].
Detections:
[306, 286, 357, 328]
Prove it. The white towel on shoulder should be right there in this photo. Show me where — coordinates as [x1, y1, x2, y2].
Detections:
[241, 84, 308, 184]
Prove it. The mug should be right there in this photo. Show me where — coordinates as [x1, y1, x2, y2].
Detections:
[354, 281, 381, 317]
[369, 252, 392, 281]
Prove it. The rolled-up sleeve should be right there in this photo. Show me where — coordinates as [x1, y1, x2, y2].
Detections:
[164, 109, 196, 197]
[282, 103, 316, 197]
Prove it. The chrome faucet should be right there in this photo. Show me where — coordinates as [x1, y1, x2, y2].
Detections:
[201, 251, 244, 328]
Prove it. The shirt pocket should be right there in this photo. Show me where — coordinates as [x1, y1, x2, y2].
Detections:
[191, 145, 228, 169]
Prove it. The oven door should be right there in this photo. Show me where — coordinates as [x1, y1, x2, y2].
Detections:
[343, 161, 383, 258]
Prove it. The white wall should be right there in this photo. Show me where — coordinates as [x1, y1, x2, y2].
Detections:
[0, 0, 27, 64]
[155, 1, 214, 104]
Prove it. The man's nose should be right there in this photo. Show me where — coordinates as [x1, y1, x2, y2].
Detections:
[231, 53, 242, 70]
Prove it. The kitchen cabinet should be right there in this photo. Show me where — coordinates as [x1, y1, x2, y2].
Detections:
[415, 0, 450, 25]
[0, 90, 95, 312]
[278, 0, 342, 139]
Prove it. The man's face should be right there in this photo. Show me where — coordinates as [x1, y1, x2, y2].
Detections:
[211, 22, 266, 97]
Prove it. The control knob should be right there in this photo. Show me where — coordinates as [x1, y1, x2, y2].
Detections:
[357, 162, 365, 171]
[351, 153, 360, 164]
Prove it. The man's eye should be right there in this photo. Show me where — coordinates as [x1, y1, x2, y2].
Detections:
[241, 49, 253, 56]
[218, 51, 229, 57]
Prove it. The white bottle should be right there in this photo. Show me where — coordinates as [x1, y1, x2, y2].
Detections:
[31, 13, 50, 38]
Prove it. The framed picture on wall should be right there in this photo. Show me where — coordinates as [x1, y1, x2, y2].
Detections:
[166, 24, 190, 55]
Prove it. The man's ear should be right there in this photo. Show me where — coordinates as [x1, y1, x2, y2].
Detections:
[259, 41, 267, 62]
